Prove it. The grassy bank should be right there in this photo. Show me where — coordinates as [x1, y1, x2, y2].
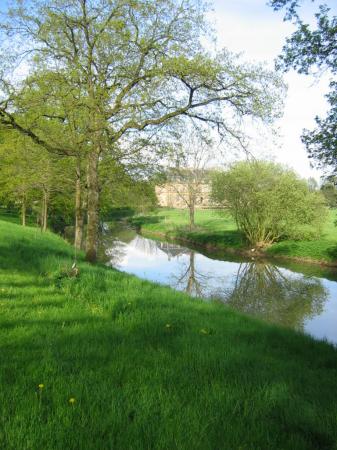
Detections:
[1, 220, 337, 449]
[132, 208, 337, 264]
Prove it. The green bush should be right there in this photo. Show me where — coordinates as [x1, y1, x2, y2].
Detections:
[211, 160, 328, 247]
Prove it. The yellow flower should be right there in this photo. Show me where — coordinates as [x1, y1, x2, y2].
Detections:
[38, 384, 44, 389]
[69, 397, 76, 404]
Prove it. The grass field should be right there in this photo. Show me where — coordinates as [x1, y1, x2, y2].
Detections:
[132, 208, 337, 263]
[1, 219, 337, 449]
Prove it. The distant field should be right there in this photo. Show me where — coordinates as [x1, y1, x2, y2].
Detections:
[132, 208, 337, 263]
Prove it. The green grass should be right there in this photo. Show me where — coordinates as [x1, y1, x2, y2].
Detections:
[0, 210, 35, 226]
[131, 208, 244, 249]
[132, 208, 337, 263]
[1, 220, 337, 449]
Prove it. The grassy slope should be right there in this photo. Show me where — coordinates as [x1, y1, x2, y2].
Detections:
[1, 221, 337, 450]
[133, 208, 337, 263]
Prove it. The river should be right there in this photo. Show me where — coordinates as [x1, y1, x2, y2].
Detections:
[99, 223, 337, 345]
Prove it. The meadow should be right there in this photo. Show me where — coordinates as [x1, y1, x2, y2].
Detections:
[1, 219, 337, 449]
[132, 208, 337, 264]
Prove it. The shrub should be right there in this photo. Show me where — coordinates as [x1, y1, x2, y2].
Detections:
[211, 160, 328, 247]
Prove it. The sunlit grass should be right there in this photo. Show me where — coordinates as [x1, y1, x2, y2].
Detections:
[133, 208, 337, 262]
[1, 219, 337, 449]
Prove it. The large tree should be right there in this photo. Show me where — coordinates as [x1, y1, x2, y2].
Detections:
[211, 160, 327, 246]
[0, 0, 284, 261]
[269, 0, 337, 173]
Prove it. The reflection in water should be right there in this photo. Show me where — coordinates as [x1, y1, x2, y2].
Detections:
[101, 225, 337, 344]
[173, 251, 209, 297]
[219, 262, 327, 330]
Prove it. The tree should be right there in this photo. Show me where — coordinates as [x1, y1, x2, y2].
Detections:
[320, 180, 337, 207]
[211, 160, 328, 247]
[307, 176, 318, 192]
[0, 128, 75, 231]
[164, 130, 213, 230]
[0, 0, 285, 261]
[269, 0, 337, 173]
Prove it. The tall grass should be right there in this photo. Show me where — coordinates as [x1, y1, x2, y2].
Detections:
[1, 220, 337, 449]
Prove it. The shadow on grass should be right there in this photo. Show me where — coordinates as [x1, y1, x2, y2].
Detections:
[0, 238, 75, 274]
[178, 228, 246, 248]
[327, 244, 337, 261]
[1, 221, 337, 449]
[130, 215, 163, 228]
[1, 285, 337, 450]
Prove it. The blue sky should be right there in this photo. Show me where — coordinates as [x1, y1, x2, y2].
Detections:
[209, 0, 337, 180]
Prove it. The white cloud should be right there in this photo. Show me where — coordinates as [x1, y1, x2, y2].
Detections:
[208, 0, 332, 180]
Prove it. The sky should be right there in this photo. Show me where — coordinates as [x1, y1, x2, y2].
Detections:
[208, 0, 335, 181]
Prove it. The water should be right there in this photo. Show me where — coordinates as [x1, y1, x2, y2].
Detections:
[100, 224, 337, 345]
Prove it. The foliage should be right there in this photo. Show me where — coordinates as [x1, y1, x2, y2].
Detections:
[0, 0, 285, 260]
[0, 128, 75, 229]
[269, 0, 337, 174]
[320, 180, 337, 208]
[211, 161, 328, 246]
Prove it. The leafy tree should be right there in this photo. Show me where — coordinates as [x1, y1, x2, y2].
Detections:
[211, 160, 328, 246]
[320, 180, 337, 207]
[0, 128, 75, 230]
[0, 0, 285, 261]
[269, 0, 337, 173]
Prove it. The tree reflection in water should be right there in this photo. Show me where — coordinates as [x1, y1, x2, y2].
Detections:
[172, 251, 327, 330]
[214, 261, 327, 329]
[102, 228, 328, 331]
[172, 251, 210, 297]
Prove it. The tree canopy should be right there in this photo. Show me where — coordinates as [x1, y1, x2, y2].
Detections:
[0, 0, 285, 260]
[211, 160, 327, 247]
[269, 0, 337, 174]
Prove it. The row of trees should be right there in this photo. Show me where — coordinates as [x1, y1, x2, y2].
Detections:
[0, 0, 284, 261]
[0, 125, 157, 234]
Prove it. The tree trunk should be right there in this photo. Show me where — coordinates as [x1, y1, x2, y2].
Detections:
[74, 166, 84, 250]
[21, 195, 26, 226]
[41, 189, 48, 232]
[189, 203, 195, 230]
[85, 149, 100, 262]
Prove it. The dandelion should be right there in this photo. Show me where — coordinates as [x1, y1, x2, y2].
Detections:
[69, 397, 76, 405]
[38, 384, 44, 389]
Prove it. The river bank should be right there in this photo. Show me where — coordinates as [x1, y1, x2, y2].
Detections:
[131, 208, 337, 267]
[2, 219, 337, 449]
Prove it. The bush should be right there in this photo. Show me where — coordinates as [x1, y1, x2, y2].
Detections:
[211, 160, 328, 247]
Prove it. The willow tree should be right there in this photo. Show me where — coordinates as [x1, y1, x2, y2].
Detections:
[0, 0, 285, 261]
